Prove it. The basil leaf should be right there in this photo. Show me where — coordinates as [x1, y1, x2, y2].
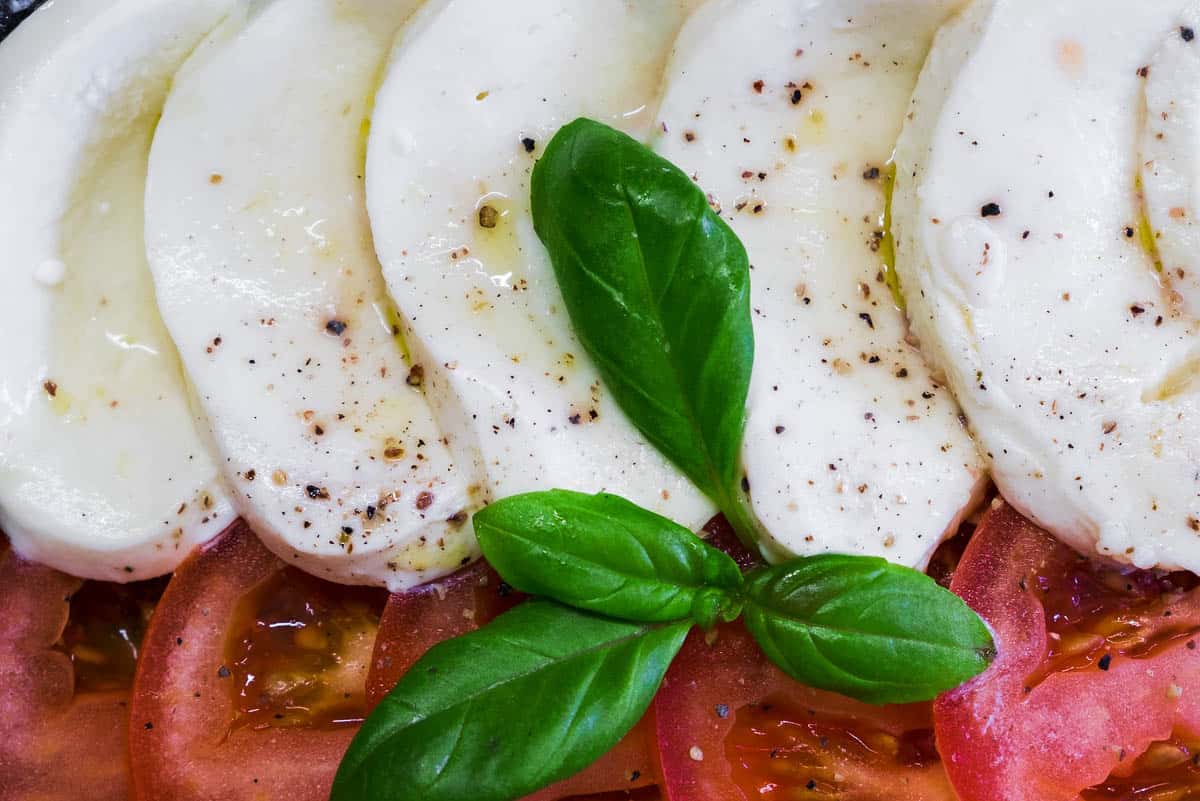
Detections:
[474, 490, 744, 626]
[742, 556, 994, 704]
[530, 118, 758, 542]
[331, 601, 690, 801]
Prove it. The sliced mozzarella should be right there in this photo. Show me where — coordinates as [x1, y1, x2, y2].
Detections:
[653, 0, 984, 568]
[365, 0, 714, 529]
[1141, 6, 1200, 317]
[145, 0, 482, 591]
[894, 0, 1200, 570]
[0, 0, 236, 580]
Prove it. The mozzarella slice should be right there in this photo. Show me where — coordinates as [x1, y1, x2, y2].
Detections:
[0, 0, 236, 581]
[653, 0, 984, 568]
[365, 0, 714, 529]
[894, 0, 1200, 570]
[145, 0, 482, 591]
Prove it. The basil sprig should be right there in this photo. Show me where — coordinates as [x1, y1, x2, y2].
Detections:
[332, 601, 688, 801]
[476, 491, 992, 702]
[334, 493, 992, 801]
[531, 117, 761, 546]
[475, 489, 744, 627]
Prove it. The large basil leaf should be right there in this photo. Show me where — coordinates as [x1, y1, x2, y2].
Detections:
[474, 490, 743, 626]
[530, 118, 758, 541]
[331, 601, 689, 801]
[742, 556, 994, 704]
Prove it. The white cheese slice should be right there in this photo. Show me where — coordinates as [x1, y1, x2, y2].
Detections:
[894, 0, 1200, 570]
[145, 0, 483, 591]
[0, 0, 237, 580]
[364, 0, 715, 530]
[654, 0, 985, 568]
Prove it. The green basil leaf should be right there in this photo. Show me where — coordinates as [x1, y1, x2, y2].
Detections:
[742, 556, 994, 704]
[530, 118, 758, 543]
[474, 490, 744, 626]
[331, 601, 690, 801]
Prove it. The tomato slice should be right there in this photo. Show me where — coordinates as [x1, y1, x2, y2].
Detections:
[0, 539, 138, 800]
[130, 522, 385, 801]
[652, 523, 955, 801]
[935, 500, 1200, 801]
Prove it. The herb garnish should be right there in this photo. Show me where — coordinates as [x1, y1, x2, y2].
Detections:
[332, 119, 993, 801]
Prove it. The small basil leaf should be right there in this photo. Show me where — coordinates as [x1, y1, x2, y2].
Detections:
[530, 118, 758, 544]
[331, 601, 690, 801]
[475, 490, 743, 625]
[742, 556, 994, 705]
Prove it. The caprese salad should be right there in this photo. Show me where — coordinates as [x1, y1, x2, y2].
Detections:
[1, 0, 1198, 800]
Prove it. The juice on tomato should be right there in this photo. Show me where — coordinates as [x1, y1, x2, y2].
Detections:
[225, 567, 387, 730]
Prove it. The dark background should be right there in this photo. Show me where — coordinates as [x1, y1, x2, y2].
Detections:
[1, 0, 45, 41]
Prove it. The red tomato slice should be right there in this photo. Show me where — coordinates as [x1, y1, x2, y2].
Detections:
[935, 500, 1200, 801]
[130, 521, 385, 801]
[652, 522, 955, 801]
[0, 540, 132, 800]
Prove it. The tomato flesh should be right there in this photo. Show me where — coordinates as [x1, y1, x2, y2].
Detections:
[1081, 731, 1200, 800]
[935, 500, 1200, 801]
[228, 567, 385, 731]
[58, 576, 167, 693]
[727, 694, 940, 799]
[1029, 549, 1197, 686]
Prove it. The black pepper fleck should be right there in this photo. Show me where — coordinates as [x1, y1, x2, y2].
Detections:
[981, 202, 1002, 218]
[325, 319, 347, 336]
[406, 364, 425, 387]
[478, 205, 499, 229]
[521, 137, 536, 153]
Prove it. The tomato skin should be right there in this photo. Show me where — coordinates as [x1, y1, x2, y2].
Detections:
[0, 542, 130, 801]
[935, 500, 1200, 801]
[130, 522, 360, 801]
